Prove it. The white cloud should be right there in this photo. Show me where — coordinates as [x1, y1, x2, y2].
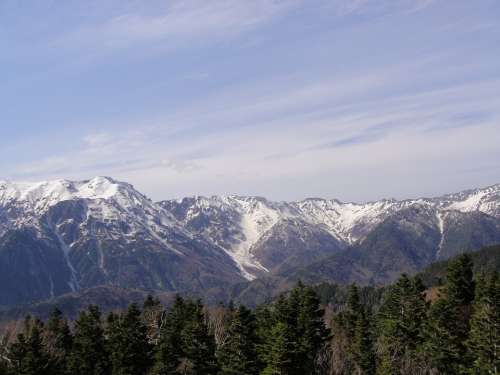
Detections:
[53, 0, 300, 52]
[330, 0, 437, 16]
[8, 66, 499, 201]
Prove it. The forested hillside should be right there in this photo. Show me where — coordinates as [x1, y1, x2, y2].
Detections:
[1, 251, 499, 374]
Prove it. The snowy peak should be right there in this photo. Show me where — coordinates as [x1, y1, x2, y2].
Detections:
[0, 177, 134, 209]
[1, 177, 499, 283]
[440, 184, 500, 215]
[160, 183, 500, 280]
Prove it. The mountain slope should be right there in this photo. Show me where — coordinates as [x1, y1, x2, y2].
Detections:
[0, 177, 499, 307]
[0, 177, 244, 305]
[161, 184, 500, 280]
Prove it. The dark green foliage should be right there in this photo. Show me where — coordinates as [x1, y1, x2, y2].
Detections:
[422, 255, 475, 373]
[418, 244, 500, 287]
[261, 322, 295, 375]
[181, 300, 218, 374]
[352, 310, 375, 375]
[217, 305, 258, 375]
[107, 303, 152, 375]
[296, 285, 331, 373]
[259, 282, 330, 375]
[330, 284, 375, 374]
[150, 295, 185, 375]
[467, 272, 500, 373]
[2, 249, 500, 375]
[376, 274, 427, 374]
[68, 305, 110, 375]
[9, 318, 51, 375]
[44, 308, 72, 375]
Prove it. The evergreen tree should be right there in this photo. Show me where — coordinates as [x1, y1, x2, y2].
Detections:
[261, 322, 295, 375]
[423, 254, 475, 373]
[68, 305, 109, 375]
[296, 285, 330, 375]
[9, 318, 50, 375]
[260, 283, 329, 375]
[43, 308, 72, 375]
[255, 304, 275, 372]
[345, 284, 361, 338]
[376, 275, 427, 374]
[352, 309, 375, 375]
[143, 295, 164, 346]
[329, 285, 361, 374]
[107, 303, 152, 375]
[217, 305, 258, 375]
[150, 295, 186, 375]
[467, 272, 500, 374]
[181, 300, 218, 375]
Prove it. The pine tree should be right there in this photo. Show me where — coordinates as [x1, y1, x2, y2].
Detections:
[68, 305, 109, 375]
[329, 285, 361, 374]
[107, 303, 152, 375]
[43, 308, 72, 375]
[423, 254, 475, 373]
[150, 295, 186, 375]
[345, 284, 361, 339]
[217, 305, 258, 375]
[9, 317, 51, 375]
[181, 300, 218, 375]
[143, 295, 164, 346]
[260, 283, 329, 375]
[296, 285, 330, 375]
[261, 322, 295, 375]
[352, 309, 375, 375]
[467, 272, 500, 374]
[255, 304, 275, 372]
[376, 274, 427, 374]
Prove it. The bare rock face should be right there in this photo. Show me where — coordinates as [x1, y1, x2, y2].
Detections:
[0, 177, 499, 306]
[0, 177, 244, 305]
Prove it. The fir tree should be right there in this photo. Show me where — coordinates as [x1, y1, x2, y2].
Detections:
[68, 305, 110, 375]
[376, 275, 427, 374]
[150, 295, 185, 375]
[467, 272, 500, 374]
[217, 305, 258, 375]
[352, 309, 375, 375]
[423, 254, 475, 373]
[330, 312, 352, 375]
[107, 303, 152, 375]
[261, 322, 295, 375]
[43, 308, 72, 375]
[296, 285, 330, 375]
[345, 284, 361, 338]
[143, 295, 164, 346]
[181, 300, 218, 375]
[9, 318, 50, 375]
[255, 304, 275, 372]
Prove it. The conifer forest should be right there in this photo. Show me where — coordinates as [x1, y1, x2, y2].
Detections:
[0, 254, 498, 375]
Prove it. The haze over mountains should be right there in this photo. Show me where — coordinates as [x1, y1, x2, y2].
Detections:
[0, 176, 499, 307]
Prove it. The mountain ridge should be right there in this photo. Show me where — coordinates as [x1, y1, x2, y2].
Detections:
[0, 176, 499, 307]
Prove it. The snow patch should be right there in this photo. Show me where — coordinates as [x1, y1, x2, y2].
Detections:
[436, 211, 445, 259]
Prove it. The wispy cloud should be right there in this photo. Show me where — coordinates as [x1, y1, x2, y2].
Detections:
[329, 0, 437, 16]
[53, 0, 300, 53]
[2, 0, 499, 201]
[8, 63, 499, 199]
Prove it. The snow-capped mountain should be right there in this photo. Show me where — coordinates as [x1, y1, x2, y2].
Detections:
[0, 177, 243, 305]
[0, 177, 499, 306]
[160, 183, 500, 280]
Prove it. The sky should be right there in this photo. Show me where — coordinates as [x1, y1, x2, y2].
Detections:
[1, 0, 499, 202]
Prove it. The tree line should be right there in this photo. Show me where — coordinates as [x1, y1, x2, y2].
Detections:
[0, 254, 498, 374]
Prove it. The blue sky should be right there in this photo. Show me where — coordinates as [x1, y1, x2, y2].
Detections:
[1, 0, 499, 201]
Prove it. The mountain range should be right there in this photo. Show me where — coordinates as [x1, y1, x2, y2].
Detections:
[0, 176, 499, 307]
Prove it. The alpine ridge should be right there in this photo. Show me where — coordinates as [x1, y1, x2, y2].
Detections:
[160, 183, 500, 279]
[0, 177, 499, 306]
